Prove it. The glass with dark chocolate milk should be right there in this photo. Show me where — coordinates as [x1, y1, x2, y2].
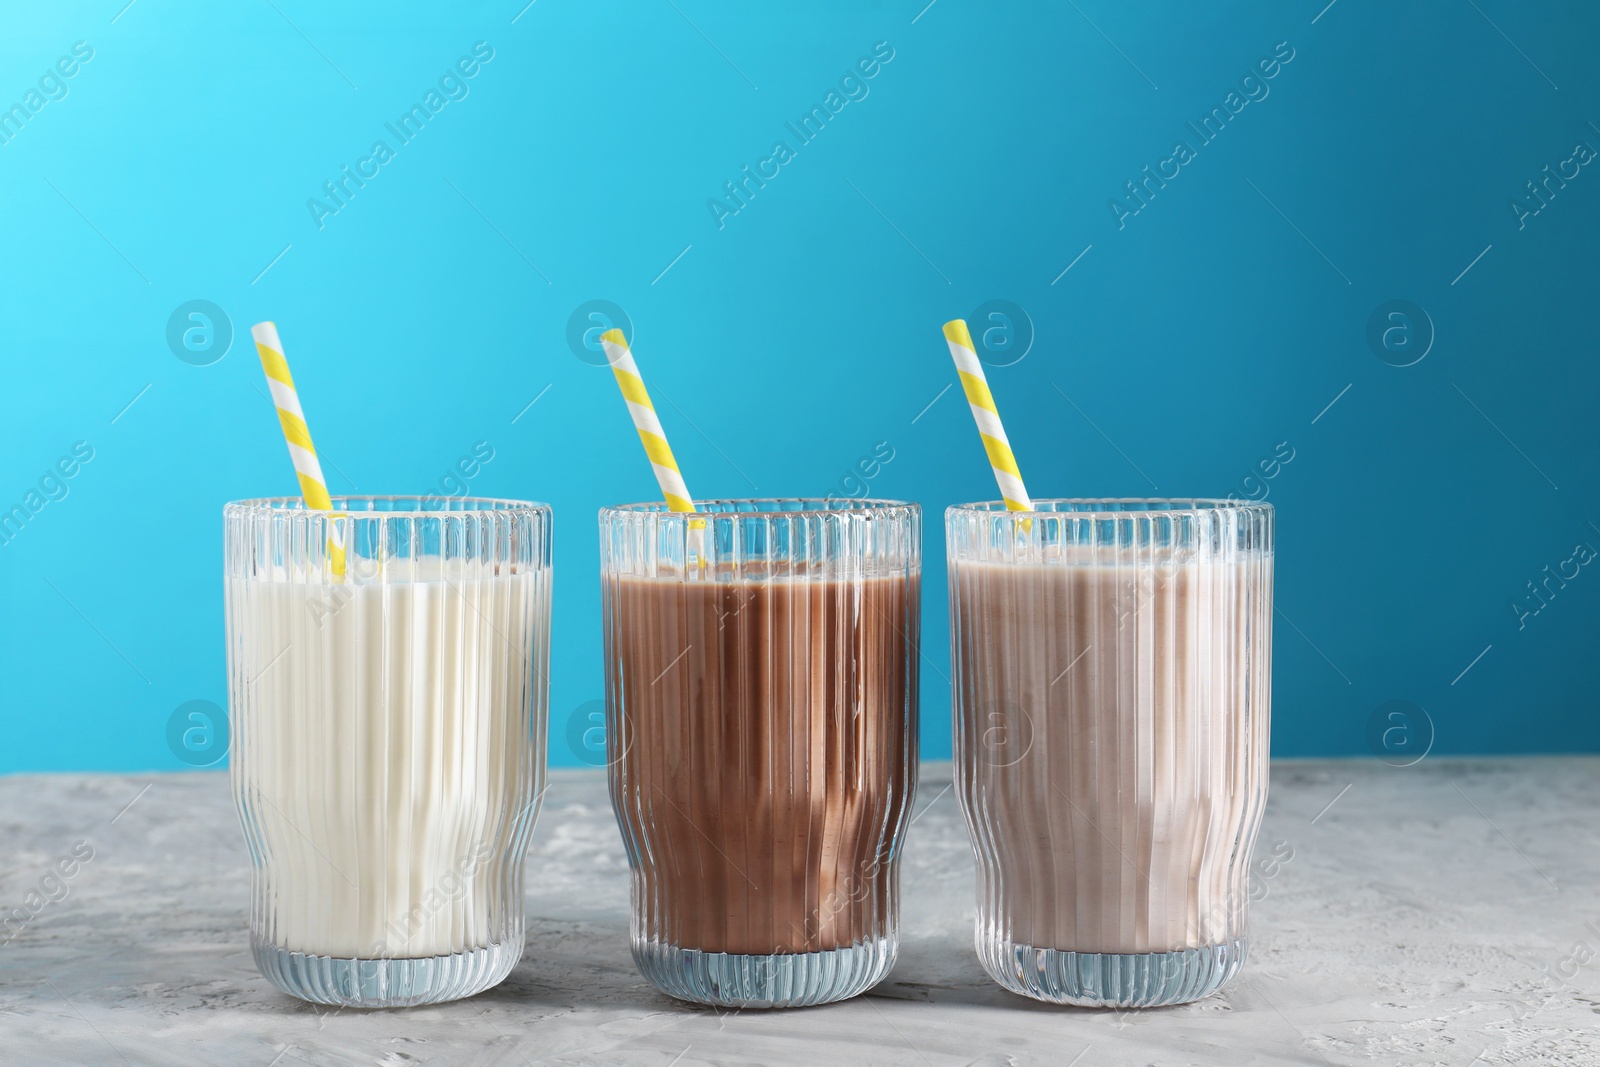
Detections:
[600, 499, 920, 1007]
[949, 500, 1272, 1007]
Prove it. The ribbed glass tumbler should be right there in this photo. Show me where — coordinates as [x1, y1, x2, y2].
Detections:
[225, 496, 551, 1008]
[949, 500, 1272, 1007]
[600, 499, 920, 1008]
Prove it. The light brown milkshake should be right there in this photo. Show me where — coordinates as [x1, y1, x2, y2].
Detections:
[952, 547, 1272, 958]
[606, 567, 918, 957]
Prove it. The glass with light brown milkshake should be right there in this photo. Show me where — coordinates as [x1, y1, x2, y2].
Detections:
[949, 499, 1272, 1007]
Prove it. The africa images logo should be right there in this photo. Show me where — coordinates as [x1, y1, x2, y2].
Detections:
[306, 42, 496, 230]
[0, 41, 94, 148]
[706, 41, 896, 230]
[1107, 40, 1295, 229]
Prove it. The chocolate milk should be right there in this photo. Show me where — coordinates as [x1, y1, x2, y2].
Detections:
[953, 551, 1271, 956]
[606, 568, 917, 956]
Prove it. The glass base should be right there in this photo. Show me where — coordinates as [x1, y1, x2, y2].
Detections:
[978, 935, 1247, 1008]
[253, 939, 522, 1008]
[633, 936, 896, 1008]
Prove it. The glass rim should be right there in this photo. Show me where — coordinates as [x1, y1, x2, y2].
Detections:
[946, 498, 1272, 519]
[600, 497, 919, 520]
[224, 495, 550, 517]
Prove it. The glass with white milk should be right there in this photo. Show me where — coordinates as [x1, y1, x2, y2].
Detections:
[224, 496, 551, 1007]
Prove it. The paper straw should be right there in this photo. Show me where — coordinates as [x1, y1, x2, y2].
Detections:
[943, 319, 1033, 511]
[599, 328, 697, 514]
[251, 322, 347, 578]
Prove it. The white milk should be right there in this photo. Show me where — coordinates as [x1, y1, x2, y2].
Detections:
[228, 557, 545, 959]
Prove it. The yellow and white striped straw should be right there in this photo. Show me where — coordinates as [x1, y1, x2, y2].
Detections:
[599, 328, 697, 514]
[943, 319, 1033, 511]
[251, 322, 346, 578]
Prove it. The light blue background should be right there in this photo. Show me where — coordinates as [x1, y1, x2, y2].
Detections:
[3, 0, 1597, 773]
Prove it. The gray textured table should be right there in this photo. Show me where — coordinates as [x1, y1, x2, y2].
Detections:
[1, 760, 1595, 1066]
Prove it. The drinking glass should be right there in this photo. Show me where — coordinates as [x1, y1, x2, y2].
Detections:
[948, 499, 1272, 1007]
[225, 496, 551, 1007]
[600, 499, 919, 1007]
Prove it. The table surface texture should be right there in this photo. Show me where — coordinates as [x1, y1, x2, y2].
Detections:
[1, 758, 1596, 1066]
